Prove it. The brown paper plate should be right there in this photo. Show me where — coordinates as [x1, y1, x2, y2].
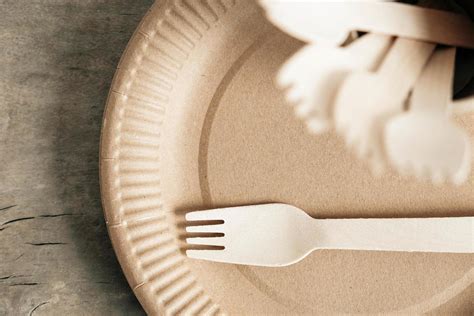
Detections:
[100, 1, 474, 314]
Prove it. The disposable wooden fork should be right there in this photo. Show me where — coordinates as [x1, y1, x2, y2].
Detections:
[277, 33, 392, 134]
[385, 47, 471, 185]
[259, 1, 474, 48]
[185, 204, 474, 267]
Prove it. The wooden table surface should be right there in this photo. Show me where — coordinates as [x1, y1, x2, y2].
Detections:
[0, 1, 154, 314]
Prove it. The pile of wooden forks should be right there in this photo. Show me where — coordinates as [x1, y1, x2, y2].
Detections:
[261, 0, 474, 185]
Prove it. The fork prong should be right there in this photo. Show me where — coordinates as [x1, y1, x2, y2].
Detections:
[186, 224, 224, 233]
[186, 237, 225, 247]
[185, 210, 223, 221]
[186, 249, 227, 263]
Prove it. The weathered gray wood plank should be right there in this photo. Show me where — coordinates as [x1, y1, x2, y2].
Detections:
[0, 1, 154, 314]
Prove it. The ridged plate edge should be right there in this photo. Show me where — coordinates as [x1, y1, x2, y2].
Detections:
[99, 0, 238, 315]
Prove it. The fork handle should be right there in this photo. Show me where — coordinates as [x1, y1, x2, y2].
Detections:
[315, 217, 473, 253]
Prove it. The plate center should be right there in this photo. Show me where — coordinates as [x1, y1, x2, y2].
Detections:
[199, 31, 474, 313]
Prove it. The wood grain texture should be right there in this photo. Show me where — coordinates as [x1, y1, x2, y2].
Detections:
[0, 0, 153, 314]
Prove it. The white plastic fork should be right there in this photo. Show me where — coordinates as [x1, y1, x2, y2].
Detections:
[186, 204, 474, 267]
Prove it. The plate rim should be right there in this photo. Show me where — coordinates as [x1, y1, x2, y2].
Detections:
[100, 0, 226, 314]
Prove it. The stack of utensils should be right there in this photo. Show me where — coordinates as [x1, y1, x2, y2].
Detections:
[261, 0, 474, 185]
